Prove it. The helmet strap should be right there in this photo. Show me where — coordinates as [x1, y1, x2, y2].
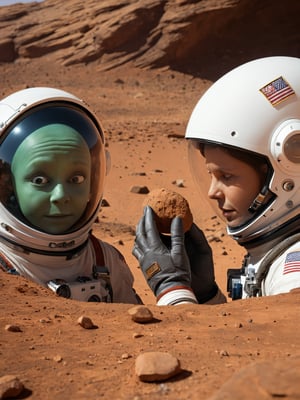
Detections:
[248, 191, 268, 213]
[248, 165, 273, 214]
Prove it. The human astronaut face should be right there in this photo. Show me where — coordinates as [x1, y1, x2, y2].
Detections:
[11, 124, 91, 234]
[204, 146, 263, 228]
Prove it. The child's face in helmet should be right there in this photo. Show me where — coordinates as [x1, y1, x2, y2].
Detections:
[11, 124, 91, 234]
[204, 146, 263, 228]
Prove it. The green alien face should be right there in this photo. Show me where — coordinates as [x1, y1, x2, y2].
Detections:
[11, 124, 91, 234]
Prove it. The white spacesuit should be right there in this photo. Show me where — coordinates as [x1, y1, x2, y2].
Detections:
[0, 87, 140, 304]
[186, 56, 300, 299]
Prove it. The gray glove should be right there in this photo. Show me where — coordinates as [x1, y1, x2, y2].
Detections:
[184, 223, 218, 303]
[132, 206, 192, 299]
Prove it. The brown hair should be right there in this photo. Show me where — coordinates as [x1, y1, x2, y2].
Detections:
[200, 142, 270, 186]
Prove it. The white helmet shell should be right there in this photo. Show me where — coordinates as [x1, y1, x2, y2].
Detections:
[185, 56, 300, 244]
[0, 87, 107, 254]
[0, 87, 105, 144]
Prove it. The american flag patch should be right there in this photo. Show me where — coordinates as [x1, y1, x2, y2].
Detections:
[283, 251, 300, 275]
[260, 76, 295, 106]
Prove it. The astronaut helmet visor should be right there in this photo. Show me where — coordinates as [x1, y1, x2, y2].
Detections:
[0, 103, 106, 234]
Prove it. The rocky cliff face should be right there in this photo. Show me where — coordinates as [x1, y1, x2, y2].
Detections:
[1, 0, 300, 79]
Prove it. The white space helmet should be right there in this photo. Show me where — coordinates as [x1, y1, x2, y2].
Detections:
[0, 87, 108, 254]
[186, 56, 300, 245]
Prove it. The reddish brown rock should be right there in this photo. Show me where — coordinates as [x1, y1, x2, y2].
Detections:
[4, 324, 22, 332]
[128, 305, 154, 323]
[77, 315, 97, 329]
[135, 352, 182, 382]
[0, 375, 24, 399]
[143, 188, 193, 233]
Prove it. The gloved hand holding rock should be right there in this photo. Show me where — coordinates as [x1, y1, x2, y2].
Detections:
[132, 206, 198, 305]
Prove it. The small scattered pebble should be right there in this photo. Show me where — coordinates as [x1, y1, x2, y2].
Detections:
[4, 325, 22, 332]
[133, 332, 144, 338]
[130, 186, 149, 194]
[131, 172, 146, 176]
[128, 305, 154, 323]
[53, 355, 63, 363]
[173, 179, 185, 187]
[77, 316, 97, 329]
[113, 239, 124, 245]
[101, 198, 110, 207]
[219, 350, 229, 357]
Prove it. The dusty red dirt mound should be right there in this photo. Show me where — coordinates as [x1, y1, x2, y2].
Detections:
[1, 273, 300, 400]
